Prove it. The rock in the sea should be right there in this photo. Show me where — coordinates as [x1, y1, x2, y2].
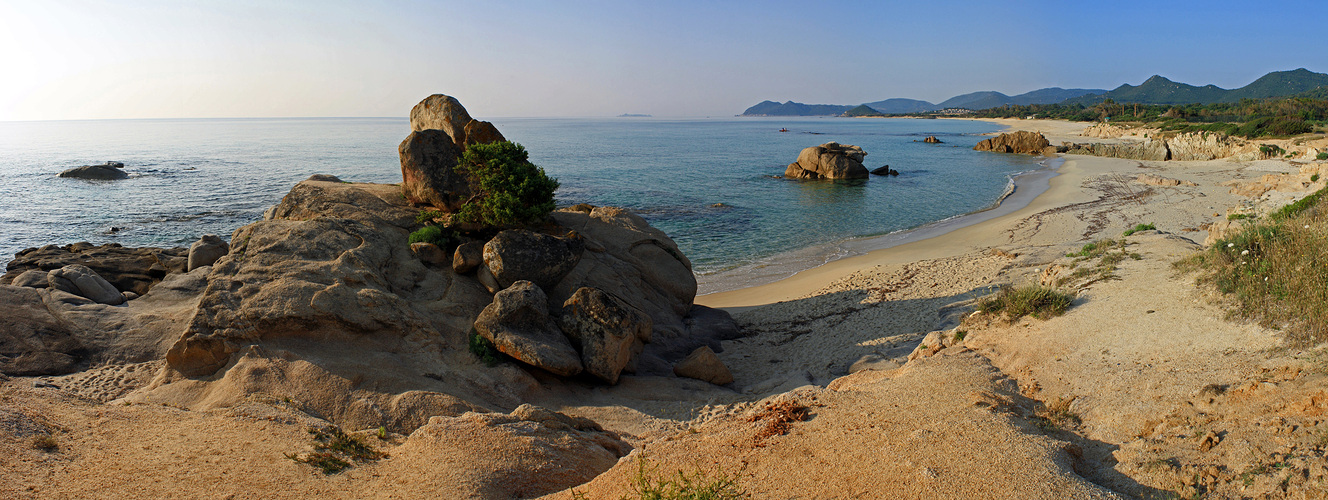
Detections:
[973, 131, 1051, 155]
[869, 166, 898, 176]
[306, 174, 343, 182]
[57, 161, 127, 180]
[399, 129, 469, 210]
[187, 234, 229, 271]
[0, 285, 83, 375]
[47, 264, 125, 305]
[557, 287, 652, 384]
[2, 243, 187, 296]
[483, 230, 584, 290]
[923, 136, 943, 143]
[452, 241, 484, 274]
[673, 346, 733, 385]
[409, 94, 507, 150]
[474, 281, 583, 377]
[410, 242, 449, 266]
[784, 142, 869, 180]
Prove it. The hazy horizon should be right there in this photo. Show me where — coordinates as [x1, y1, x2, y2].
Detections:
[3, 0, 1326, 122]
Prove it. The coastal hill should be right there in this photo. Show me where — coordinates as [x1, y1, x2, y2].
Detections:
[746, 68, 1328, 115]
[1063, 68, 1328, 105]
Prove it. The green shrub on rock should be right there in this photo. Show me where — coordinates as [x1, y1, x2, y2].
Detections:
[453, 141, 559, 228]
[409, 225, 450, 246]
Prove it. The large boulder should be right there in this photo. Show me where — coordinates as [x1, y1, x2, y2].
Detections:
[187, 234, 229, 271]
[399, 129, 469, 210]
[0, 285, 83, 375]
[47, 264, 125, 305]
[409, 94, 507, 149]
[57, 161, 127, 180]
[973, 131, 1051, 155]
[482, 230, 584, 290]
[784, 142, 869, 179]
[474, 281, 583, 377]
[2, 243, 187, 296]
[453, 241, 484, 274]
[557, 287, 652, 384]
[549, 207, 700, 361]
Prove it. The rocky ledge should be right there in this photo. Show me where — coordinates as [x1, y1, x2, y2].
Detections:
[973, 131, 1052, 155]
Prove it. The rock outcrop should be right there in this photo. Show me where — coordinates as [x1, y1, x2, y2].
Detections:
[973, 131, 1051, 155]
[187, 235, 229, 271]
[47, 264, 125, 305]
[2, 243, 187, 296]
[557, 287, 652, 384]
[452, 241, 484, 274]
[1165, 132, 1250, 161]
[784, 142, 869, 179]
[399, 94, 508, 210]
[57, 161, 127, 180]
[474, 281, 583, 377]
[482, 230, 584, 290]
[1067, 140, 1170, 161]
[870, 166, 898, 176]
[0, 285, 83, 375]
[409, 94, 507, 149]
[923, 136, 943, 143]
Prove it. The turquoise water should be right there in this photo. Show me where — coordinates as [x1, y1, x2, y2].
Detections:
[0, 117, 1041, 290]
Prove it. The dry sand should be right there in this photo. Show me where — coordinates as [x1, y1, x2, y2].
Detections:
[7, 119, 1328, 499]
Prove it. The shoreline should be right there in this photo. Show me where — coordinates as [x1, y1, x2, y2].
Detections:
[698, 118, 1089, 309]
[695, 159, 1060, 295]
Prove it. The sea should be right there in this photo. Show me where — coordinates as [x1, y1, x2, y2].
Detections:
[0, 116, 1047, 294]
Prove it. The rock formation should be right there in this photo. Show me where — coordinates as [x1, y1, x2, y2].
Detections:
[481, 230, 583, 290]
[187, 235, 229, 271]
[923, 136, 943, 143]
[2, 242, 187, 296]
[672, 346, 733, 385]
[1137, 174, 1197, 187]
[57, 161, 127, 180]
[48, 264, 125, 305]
[474, 281, 583, 377]
[784, 142, 869, 179]
[399, 94, 508, 210]
[870, 166, 898, 176]
[557, 287, 652, 384]
[973, 131, 1051, 155]
[0, 285, 83, 375]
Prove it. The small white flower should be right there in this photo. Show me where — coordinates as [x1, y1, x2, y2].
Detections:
[1227, 243, 1235, 248]
[1241, 249, 1249, 256]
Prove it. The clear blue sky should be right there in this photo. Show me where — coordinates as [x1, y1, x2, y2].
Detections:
[1, 0, 1324, 120]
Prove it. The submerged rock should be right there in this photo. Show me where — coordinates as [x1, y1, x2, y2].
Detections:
[784, 142, 869, 180]
[57, 161, 127, 180]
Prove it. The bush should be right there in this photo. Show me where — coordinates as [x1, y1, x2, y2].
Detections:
[978, 285, 1074, 320]
[1182, 188, 1328, 344]
[409, 225, 451, 246]
[1317, 152, 1328, 161]
[1123, 223, 1156, 236]
[468, 330, 502, 367]
[453, 141, 559, 228]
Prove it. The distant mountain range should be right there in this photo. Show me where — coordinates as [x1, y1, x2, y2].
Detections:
[741, 68, 1328, 116]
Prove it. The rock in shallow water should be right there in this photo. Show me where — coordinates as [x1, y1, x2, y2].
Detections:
[57, 162, 127, 180]
[784, 142, 869, 180]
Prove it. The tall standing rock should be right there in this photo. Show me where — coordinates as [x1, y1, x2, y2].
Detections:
[557, 287, 652, 384]
[784, 142, 869, 180]
[400, 94, 508, 209]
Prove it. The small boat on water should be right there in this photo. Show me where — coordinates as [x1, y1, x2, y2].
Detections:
[778, 128, 789, 132]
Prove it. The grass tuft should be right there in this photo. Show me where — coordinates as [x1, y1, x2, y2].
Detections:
[31, 434, 58, 452]
[1123, 223, 1156, 237]
[286, 426, 387, 475]
[978, 285, 1074, 320]
[1034, 396, 1081, 431]
[468, 329, 502, 367]
[626, 455, 745, 500]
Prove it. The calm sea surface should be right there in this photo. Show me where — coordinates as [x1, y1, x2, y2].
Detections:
[0, 117, 1042, 292]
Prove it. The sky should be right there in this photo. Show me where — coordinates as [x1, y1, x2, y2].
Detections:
[1, 0, 1326, 121]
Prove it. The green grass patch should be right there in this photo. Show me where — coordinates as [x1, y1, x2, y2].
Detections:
[1180, 188, 1328, 344]
[1228, 213, 1253, 221]
[286, 427, 387, 475]
[408, 225, 452, 246]
[1317, 152, 1328, 161]
[978, 285, 1074, 320]
[1123, 223, 1156, 236]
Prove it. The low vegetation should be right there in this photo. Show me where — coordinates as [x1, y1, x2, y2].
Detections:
[1123, 223, 1156, 237]
[453, 141, 559, 228]
[1057, 238, 1141, 288]
[285, 426, 387, 474]
[408, 225, 452, 247]
[1033, 396, 1081, 432]
[616, 456, 745, 500]
[468, 329, 502, 367]
[977, 285, 1074, 320]
[1181, 187, 1328, 344]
